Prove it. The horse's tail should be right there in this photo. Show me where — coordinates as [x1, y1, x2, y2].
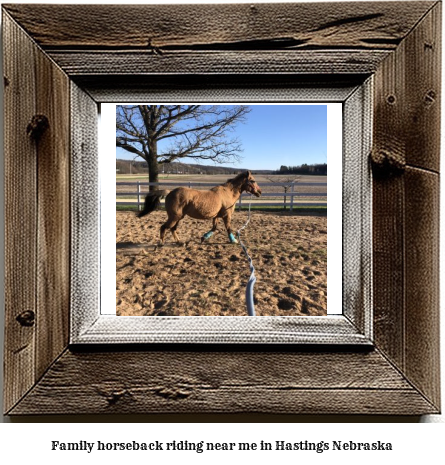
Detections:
[137, 190, 170, 218]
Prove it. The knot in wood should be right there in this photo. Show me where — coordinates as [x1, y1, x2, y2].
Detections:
[154, 386, 191, 400]
[105, 390, 128, 405]
[370, 149, 405, 178]
[16, 310, 35, 327]
[27, 114, 49, 140]
[424, 90, 436, 105]
[96, 386, 130, 406]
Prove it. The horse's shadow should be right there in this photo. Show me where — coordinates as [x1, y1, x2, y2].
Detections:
[199, 241, 239, 247]
[116, 240, 238, 252]
[116, 242, 158, 255]
[116, 241, 154, 250]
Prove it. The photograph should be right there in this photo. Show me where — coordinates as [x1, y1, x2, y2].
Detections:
[115, 104, 329, 317]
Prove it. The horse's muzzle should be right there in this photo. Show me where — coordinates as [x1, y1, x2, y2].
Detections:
[247, 181, 261, 197]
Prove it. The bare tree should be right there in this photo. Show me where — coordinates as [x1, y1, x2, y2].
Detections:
[265, 175, 301, 210]
[116, 105, 250, 190]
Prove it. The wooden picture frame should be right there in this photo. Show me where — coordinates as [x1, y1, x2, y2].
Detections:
[2, 2, 440, 415]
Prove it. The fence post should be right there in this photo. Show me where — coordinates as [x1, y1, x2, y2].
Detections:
[290, 182, 294, 212]
[137, 181, 141, 211]
[238, 195, 242, 211]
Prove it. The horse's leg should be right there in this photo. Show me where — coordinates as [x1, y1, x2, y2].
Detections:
[160, 214, 182, 244]
[222, 214, 238, 244]
[170, 217, 184, 244]
[160, 223, 168, 244]
[201, 217, 218, 242]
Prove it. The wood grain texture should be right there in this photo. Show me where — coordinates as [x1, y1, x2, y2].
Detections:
[35, 44, 71, 380]
[8, 349, 437, 415]
[342, 81, 372, 336]
[77, 75, 365, 103]
[372, 176, 405, 367]
[404, 2, 441, 172]
[372, 35, 406, 369]
[372, 1, 441, 173]
[70, 83, 99, 339]
[47, 50, 390, 77]
[372, 3, 441, 411]
[404, 168, 440, 408]
[3, 12, 37, 414]
[3, 11, 72, 412]
[2, 2, 435, 50]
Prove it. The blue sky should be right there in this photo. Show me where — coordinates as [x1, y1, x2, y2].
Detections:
[116, 105, 327, 171]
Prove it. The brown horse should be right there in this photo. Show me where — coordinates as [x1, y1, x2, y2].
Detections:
[137, 171, 262, 244]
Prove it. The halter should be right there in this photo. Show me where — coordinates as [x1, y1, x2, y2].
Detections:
[245, 180, 258, 195]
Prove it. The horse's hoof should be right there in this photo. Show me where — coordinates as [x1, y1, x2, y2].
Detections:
[228, 233, 238, 244]
[202, 231, 213, 242]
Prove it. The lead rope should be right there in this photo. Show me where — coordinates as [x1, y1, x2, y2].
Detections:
[236, 194, 256, 316]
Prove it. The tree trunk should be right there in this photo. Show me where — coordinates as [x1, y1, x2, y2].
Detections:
[147, 140, 159, 192]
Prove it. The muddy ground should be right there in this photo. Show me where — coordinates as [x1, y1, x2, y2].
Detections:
[116, 210, 327, 317]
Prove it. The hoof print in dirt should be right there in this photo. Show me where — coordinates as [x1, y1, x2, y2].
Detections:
[301, 298, 311, 315]
[277, 299, 294, 311]
[154, 299, 168, 309]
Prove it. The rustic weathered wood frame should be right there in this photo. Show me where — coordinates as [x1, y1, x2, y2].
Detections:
[3, 2, 441, 415]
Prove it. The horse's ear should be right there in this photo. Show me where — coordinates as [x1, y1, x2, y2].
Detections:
[246, 170, 251, 177]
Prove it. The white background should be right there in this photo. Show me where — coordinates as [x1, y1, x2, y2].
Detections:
[0, 0, 444, 461]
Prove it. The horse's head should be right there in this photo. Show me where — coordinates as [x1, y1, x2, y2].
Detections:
[244, 171, 262, 197]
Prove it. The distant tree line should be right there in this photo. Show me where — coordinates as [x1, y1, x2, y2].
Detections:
[275, 163, 327, 175]
[116, 160, 148, 174]
[116, 159, 269, 176]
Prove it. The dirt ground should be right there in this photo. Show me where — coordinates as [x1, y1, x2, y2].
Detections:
[116, 210, 327, 317]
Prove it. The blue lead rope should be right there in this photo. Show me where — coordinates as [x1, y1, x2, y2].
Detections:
[236, 195, 256, 316]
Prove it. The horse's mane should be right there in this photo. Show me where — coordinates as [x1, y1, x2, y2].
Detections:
[225, 171, 249, 187]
